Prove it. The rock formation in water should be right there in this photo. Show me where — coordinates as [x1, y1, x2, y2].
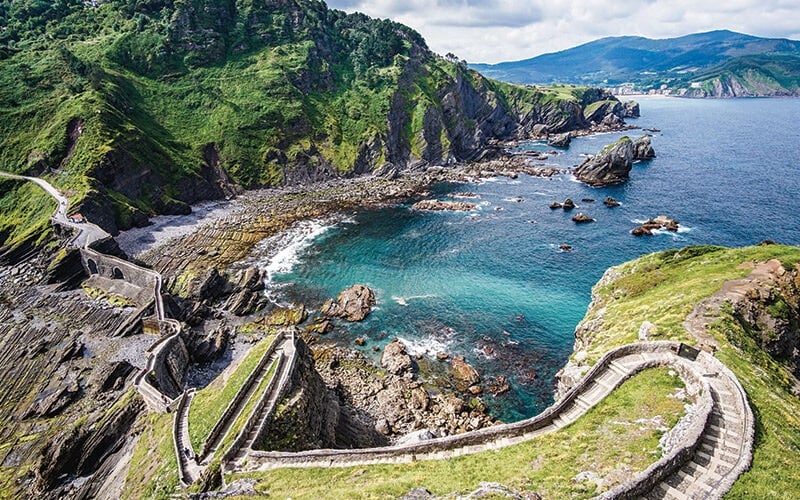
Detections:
[633, 135, 656, 160]
[575, 136, 635, 186]
[321, 284, 377, 322]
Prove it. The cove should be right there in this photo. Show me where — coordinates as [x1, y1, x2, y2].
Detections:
[256, 96, 800, 422]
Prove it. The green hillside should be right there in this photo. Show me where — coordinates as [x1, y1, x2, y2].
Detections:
[0, 0, 620, 255]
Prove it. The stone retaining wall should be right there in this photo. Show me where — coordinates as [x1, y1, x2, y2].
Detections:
[199, 331, 286, 459]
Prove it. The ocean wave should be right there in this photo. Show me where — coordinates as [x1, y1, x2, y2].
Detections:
[391, 294, 437, 306]
[257, 218, 336, 283]
[396, 335, 451, 356]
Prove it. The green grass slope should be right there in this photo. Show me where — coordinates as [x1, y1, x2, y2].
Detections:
[571, 244, 800, 498]
[1, 0, 617, 249]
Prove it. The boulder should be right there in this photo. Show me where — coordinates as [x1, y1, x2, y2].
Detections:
[547, 132, 572, 148]
[632, 134, 656, 160]
[624, 100, 640, 118]
[559, 244, 573, 252]
[451, 355, 480, 386]
[603, 196, 621, 207]
[549, 202, 562, 210]
[572, 213, 595, 224]
[381, 339, 413, 375]
[321, 284, 376, 322]
[631, 215, 679, 235]
[562, 198, 576, 210]
[574, 136, 634, 186]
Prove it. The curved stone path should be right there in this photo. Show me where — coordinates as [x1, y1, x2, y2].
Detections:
[6, 171, 756, 496]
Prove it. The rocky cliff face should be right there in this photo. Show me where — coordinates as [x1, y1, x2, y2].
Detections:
[575, 136, 635, 186]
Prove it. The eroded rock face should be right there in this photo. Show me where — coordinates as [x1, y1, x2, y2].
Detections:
[575, 136, 634, 186]
[321, 284, 376, 322]
[547, 132, 572, 148]
[633, 134, 656, 160]
[450, 355, 481, 389]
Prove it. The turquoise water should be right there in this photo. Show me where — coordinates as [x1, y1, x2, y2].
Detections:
[260, 97, 800, 422]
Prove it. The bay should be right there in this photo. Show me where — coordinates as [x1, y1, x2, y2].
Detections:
[260, 96, 800, 422]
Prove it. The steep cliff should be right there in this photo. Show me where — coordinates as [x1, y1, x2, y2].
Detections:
[0, 0, 630, 247]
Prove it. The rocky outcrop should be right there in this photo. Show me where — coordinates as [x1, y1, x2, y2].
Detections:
[572, 213, 595, 224]
[633, 135, 656, 160]
[321, 284, 376, 322]
[624, 100, 640, 118]
[547, 132, 572, 147]
[631, 215, 680, 236]
[575, 136, 634, 186]
[603, 197, 621, 207]
[412, 200, 477, 212]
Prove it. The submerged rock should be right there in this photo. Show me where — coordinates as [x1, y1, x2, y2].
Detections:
[412, 200, 477, 212]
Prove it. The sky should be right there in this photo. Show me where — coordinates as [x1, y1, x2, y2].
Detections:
[325, 0, 800, 64]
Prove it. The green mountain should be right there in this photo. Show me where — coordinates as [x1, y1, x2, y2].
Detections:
[471, 30, 800, 94]
[0, 0, 623, 256]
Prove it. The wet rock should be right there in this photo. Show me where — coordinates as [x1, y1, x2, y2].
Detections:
[451, 355, 481, 387]
[632, 215, 679, 235]
[624, 100, 640, 118]
[355, 337, 366, 346]
[321, 284, 376, 322]
[559, 244, 573, 252]
[547, 132, 572, 148]
[633, 134, 656, 160]
[571, 213, 595, 224]
[412, 200, 477, 212]
[436, 353, 450, 361]
[581, 198, 595, 203]
[549, 202, 562, 209]
[603, 196, 621, 207]
[267, 305, 308, 326]
[381, 339, 413, 376]
[562, 198, 576, 210]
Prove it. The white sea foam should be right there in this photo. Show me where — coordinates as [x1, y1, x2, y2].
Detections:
[397, 335, 451, 356]
[257, 218, 335, 283]
[391, 294, 437, 306]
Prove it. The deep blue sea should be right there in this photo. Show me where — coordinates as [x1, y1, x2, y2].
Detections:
[256, 97, 800, 422]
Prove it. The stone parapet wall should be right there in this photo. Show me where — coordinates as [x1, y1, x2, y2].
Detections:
[242, 342, 705, 470]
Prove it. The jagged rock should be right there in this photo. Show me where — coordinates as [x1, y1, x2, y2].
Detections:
[488, 375, 511, 396]
[549, 202, 562, 209]
[381, 340, 413, 376]
[547, 132, 572, 147]
[321, 284, 376, 322]
[633, 134, 656, 160]
[603, 196, 621, 207]
[571, 213, 595, 224]
[91, 361, 135, 394]
[451, 355, 481, 387]
[559, 244, 573, 252]
[58, 338, 84, 363]
[436, 352, 450, 361]
[187, 267, 229, 301]
[412, 200, 477, 212]
[189, 324, 230, 362]
[624, 100, 640, 118]
[24, 381, 81, 419]
[355, 337, 366, 346]
[632, 215, 679, 235]
[562, 198, 576, 210]
[575, 136, 634, 186]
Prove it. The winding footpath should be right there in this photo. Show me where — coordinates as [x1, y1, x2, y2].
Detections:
[3, 171, 755, 497]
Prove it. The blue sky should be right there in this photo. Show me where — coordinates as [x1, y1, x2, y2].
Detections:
[326, 0, 800, 63]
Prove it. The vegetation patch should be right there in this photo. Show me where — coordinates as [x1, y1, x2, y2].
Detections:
[187, 333, 276, 451]
[122, 412, 178, 500]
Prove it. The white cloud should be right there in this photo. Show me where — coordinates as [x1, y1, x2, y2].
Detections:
[325, 0, 800, 63]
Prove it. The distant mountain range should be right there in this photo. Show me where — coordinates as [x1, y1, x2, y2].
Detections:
[471, 30, 800, 97]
